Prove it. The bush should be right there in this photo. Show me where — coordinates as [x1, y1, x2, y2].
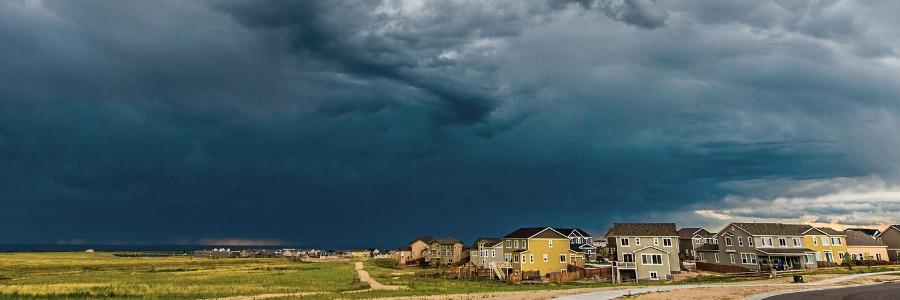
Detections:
[373, 258, 399, 269]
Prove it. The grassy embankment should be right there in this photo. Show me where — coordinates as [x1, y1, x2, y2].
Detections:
[0, 252, 366, 299]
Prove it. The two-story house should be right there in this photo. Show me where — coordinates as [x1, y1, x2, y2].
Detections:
[708, 223, 818, 271]
[554, 228, 598, 261]
[676, 227, 714, 260]
[427, 238, 465, 266]
[876, 225, 900, 262]
[500, 227, 585, 278]
[469, 238, 503, 269]
[803, 227, 848, 265]
[605, 223, 680, 283]
[409, 236, 433, 262]
[844, 229, 889, 262]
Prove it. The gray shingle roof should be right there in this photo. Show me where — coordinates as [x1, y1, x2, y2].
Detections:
[431, 238, 462, 245]
[755, 248, 815, 255]
[554, 228, 591, 237]
[503, 227, 566, 239]
[844, 230, 886, 247]
[732, 223, 811, 236]
[608, 223, 677, 237]
[470, 238, 502, 248]
[695, 243, 719, 252]
[677, 228, 701, 239]
[814, 227, 845, 235]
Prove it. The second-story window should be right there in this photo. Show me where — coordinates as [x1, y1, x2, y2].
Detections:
[694, 238, 701, 244]
[515, 240, 519, 248]
[831, 237, 842, 245]
[663, 238, 672, 247]
[738, 237, 743, 247]
[549, 240, 553, 248]
[778, 238, 787, 247]
[654, 238, 659, 246]
[522, 240, 527, 248]
[725, 237, 733, 246]
[762, 237, 773, 246]
[635, 238, 641, 246]
[821, 237, 830, 246]
[506, 240, 511, 248]
[621, 238, 630, 246]
[748, 238, 754, 246]
[793, 238, 801, 247]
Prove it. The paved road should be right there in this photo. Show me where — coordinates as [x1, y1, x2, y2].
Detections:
[762, 282, 900, 300]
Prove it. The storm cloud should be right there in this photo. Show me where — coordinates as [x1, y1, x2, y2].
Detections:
[2, 0, 900, 247]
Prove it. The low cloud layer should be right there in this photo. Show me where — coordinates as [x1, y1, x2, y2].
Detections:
[2, 0, 899, 247]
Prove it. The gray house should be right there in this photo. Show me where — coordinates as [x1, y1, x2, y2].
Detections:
[605, 223, 680, 283]
[469, 237, 503, 269]
[554, 228, 598, 261]
[705, 222, 818, 271]
[677, 227, 714, 260]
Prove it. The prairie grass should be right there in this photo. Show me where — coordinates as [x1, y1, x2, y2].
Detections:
[0, 252, 367, 299]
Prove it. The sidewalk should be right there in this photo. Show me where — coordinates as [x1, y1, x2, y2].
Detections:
[554, 271, 900, 300]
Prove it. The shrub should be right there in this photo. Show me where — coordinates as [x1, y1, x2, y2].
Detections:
[373, 258, 399, 269]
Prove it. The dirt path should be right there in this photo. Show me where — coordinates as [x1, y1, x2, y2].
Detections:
[203, 292, 323, 300]
[355, 261, 405, 290]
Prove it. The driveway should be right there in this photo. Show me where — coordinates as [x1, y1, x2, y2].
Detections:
[760, 282, 900, 300]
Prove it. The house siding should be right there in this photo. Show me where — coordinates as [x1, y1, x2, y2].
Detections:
[880, 228, 900, 262]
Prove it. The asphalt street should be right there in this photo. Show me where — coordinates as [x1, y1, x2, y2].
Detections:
[764, 282, 900, 300]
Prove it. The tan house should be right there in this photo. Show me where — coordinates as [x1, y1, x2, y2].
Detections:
[876, 225, 900, 262]
[844, 229, 888, 262]
[499, 227, 585, 278]
[397, 245, 413, 264]
[606, 223, 680, 283]
[470, 238, 503, 269]
[409, 236, 433, 261]
[427, 238, 465, 266]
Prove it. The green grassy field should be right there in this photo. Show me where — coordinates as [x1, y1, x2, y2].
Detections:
[0, 252, 366, 299]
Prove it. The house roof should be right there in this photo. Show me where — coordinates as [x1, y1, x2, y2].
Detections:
[398, 245, 412, 251]
[606, 223, 677, 237]
[503, 227, 566, 239]
[695, 244, 719, 252]
[569, 244, 585, 253]
[554, 228, 591, 237]
[677, 228, 701, 239]
[731, 223, 811, 236]
[411, 236, 433, 244]
[814, 227, 845, 236]
[431, 238, 462, 245]
[470, 238, 502, 248]
[844, 230, 887, 247]
[846, 228, 880, 237]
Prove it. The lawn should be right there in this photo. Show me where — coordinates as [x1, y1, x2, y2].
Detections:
[0, 252, 367, 299]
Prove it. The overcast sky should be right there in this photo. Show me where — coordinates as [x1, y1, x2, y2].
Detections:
[3, 0, 900, 248]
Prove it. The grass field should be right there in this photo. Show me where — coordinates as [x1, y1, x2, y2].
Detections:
[0, 252, 367, 299]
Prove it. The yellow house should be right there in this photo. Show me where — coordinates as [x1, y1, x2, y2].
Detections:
[803, 227, 848, 265]
[501, 227, 585, 277]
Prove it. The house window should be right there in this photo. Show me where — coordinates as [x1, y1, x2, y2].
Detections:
[805, 254, 813, 263]
[778, 238, 787, 247]
[472, 251, 477, 257]
[649, 271, 658, 280]
[762, 238, 773, 246]
[641, 254, 663, 265]
[654, 238, 659, 246]
[560, 254, 567, 263]
[725, 237, 733, 246]
[514, 255, 519, 263]
[699, 253, 704, 261]
[821, 237, 829, 246]
[549, 240, 553, 248]
[621, 238, 630, 246]
[694, 238, 701, 244]
[663, 238, 672, 247]
[714, 253, 719, 263]
[522, 240, 528, 248]
[636, 238, 641, 246]
[813, 238, 818, 246]
[515, 240, 519, 248]
[738, 237, 743, 247]
[876, 254, 882, 260]
[741, 253, 757, 264]
[729, 254, 735, 264]
[543, 254, 548, 262]
[506, 240, 511, 247]
[505, 253, 511, 262]
[748, 238, 753, 246]
[491, 250, 496, 257]
[839, 252, 845, 260]
[623, 253, 634, 262]
[793, 239, 801, 247]
[530, 254, 534, 263]
[521, 255, 526, 263]
[851, 253, 858, 260]
[831, 238, 841, 245]
[815, 252, 821, 261]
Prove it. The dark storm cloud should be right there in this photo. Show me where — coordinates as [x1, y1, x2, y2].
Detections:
[2, 0, 900, 246]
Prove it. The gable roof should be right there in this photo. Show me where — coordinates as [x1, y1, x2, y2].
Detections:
[398, 245, 412, 251]
[431, 238, 462, 245]
[730, 223, 811, 236]
[846, 228, 880, 237]
[815, 227, 845, 236]
[411, 236, 433, 244]
[553, 228, 591, 238]
[470, 238, 502, 248]
[677, 228, 701, 239]
[695, 243, 719, 252]
[844, 230, 887, 247]
[503, 227, 567, 239]
[606, 223, 677, 237]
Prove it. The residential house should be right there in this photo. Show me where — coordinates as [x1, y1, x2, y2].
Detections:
[844, 229, 889, 262]
[500, 227, 585, 278]
[876, 225, 900, 262]
[555, 228, 598, 261]
[349, 249, 372, 258]
[397, 246, 413, 264]
[804, 227, 848, 265]
[409, 236, 433, 261]
[605, 223, 680, 283]
[846, 228, 881, 237]
[427, 238, 465, 266]
[469, 238, 503, 269]
[676, 227, 714, 260]
[708, 223, 818, 271]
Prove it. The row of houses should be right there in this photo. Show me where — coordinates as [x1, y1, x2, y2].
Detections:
[398, 223, 900, 283]
[194, 248, 343, 259]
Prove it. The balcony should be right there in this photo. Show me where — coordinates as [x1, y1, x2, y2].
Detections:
[614, 261, 636, 269]
[491, 261, 512, 269]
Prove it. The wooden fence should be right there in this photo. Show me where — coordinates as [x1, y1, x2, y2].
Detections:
[442, 267, 493, 278]
[696, 261, 752, 273]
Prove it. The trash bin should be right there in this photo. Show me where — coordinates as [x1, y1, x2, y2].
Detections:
[793, 275, 804, 283]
